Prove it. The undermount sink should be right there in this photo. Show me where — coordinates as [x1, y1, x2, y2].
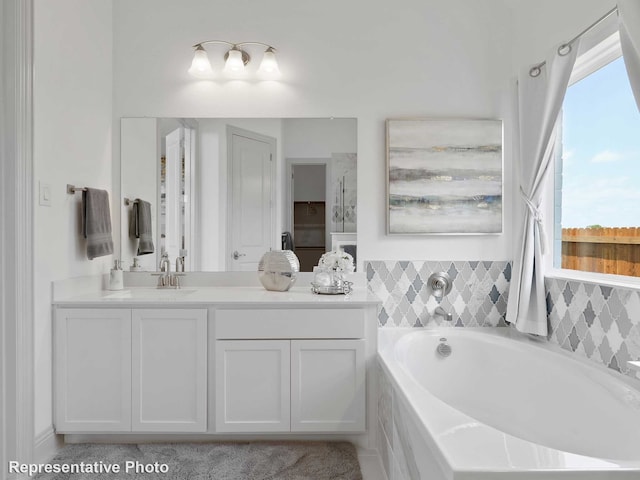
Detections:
[103, 288, 197, 299]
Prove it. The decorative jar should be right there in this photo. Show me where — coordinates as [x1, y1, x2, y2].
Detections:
[258, 250, 300, 291]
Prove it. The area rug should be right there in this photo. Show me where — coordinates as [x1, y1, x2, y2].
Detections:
[34, 441, 363, 480]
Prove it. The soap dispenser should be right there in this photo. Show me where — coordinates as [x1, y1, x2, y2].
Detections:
[130, 257, 143, 272]
[108, 260, 124, 291]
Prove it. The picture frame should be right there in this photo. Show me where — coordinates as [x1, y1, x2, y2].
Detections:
[386, 118, 503, 235]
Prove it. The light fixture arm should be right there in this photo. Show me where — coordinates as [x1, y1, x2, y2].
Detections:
[235, 42, 276, 52]
[193, 40, 276, 52]
[192, 40, 236, 49]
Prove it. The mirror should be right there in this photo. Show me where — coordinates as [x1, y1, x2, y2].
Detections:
[120, 118, 357, 272]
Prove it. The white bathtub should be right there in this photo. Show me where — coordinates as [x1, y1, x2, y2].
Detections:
[377, 328, 640, 479]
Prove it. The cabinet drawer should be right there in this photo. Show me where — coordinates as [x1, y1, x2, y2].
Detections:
[215, 308, 364, 339]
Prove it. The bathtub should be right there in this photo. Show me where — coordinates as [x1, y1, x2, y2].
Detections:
[377, 328, 640, 479]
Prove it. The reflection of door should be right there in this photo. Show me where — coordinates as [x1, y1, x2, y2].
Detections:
[228, 128, 276, 271]
[164, 128, 183, 260]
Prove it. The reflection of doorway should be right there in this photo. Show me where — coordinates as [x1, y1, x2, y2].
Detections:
[291, 164, 327, 271]
[227, 127, 276, 271]
[161, 124, 195, 271]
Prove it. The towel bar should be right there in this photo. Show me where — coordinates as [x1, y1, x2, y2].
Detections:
[66, 184, 88, 194]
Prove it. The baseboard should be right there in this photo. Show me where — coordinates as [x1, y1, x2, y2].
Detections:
[357, 449, 387, 480]
[34, 426, 62, 463]
[63, 432, 368, 446]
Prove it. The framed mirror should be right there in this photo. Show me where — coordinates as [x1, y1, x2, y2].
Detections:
[120, 118, 357, 272]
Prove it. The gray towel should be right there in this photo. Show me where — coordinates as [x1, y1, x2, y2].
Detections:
[133, 199, 154, 255]
[282, 231, 294, 250]
[82, 188, 114, 260]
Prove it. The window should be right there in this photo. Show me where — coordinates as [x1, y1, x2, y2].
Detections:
[555, 32, 640, 278]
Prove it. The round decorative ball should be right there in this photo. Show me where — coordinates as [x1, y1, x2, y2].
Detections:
[258, 250, 300, 291]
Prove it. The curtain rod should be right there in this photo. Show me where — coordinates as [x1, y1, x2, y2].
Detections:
[529, 6, 619, 77]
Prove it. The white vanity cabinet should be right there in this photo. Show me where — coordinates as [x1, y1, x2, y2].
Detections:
[52, 284, 379, 445]
[214, 308, 366, 434]
[54, 308, 207, 433]
[215, 340, 291, 432]
[290, 339, 365, 432]
[54, 308, 132, 432]
[131, 309, 207, 432]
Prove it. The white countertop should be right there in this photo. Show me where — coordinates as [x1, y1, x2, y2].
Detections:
[53, 285, 380, 307]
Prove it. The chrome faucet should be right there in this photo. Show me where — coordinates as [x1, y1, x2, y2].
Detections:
[159, 253, 170, 273]
[176, 256, 185, 273]
[157, 253, 172, 288]
[154, 253, 183, 288]
[434, 305, 453, 322]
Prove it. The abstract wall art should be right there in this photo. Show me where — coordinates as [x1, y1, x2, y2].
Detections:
[386, 119, 503, 234]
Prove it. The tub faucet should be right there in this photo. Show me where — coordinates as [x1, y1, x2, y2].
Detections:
[434, 305, 453, 322]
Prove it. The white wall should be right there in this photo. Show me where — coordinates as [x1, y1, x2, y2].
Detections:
[33, 0, 113, 436]
[120, 118, 158, 271]
[509, 0, 617, 73]
[293, 165, 326, 202]
[112, 0, 516, 264]
[283, 118, 357, 158]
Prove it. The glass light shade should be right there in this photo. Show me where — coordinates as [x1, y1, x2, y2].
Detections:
[224, 49, 246, 75]
[188, 47, 214, 78]
[257, 48, 280, 77]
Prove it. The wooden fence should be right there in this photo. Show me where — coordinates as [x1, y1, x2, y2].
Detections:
[562, 227, 640, 277]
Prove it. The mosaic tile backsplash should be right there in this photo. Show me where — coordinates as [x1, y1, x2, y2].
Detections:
[365, 261, 511, 327]
[545, 277, 640, 379]
[366, 260, 640, 379]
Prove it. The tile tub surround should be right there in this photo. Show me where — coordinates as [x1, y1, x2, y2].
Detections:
[366, 261, 511, 327]
[545, 277, 640, 380]
[376, 361, 446, 480]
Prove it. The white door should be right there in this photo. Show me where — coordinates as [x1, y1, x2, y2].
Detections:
[54, 309, 132, 432]
[291, 339, 366, 432]
[131, 309, 207, 432]
[215, 340, 290, 432]
[228, 127, 276, 271]
[164, 128, 183, 260]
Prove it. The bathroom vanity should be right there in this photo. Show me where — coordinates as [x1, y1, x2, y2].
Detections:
[52, 284, 379, 446]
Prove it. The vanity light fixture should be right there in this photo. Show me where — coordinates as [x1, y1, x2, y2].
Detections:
[188, 40, 280, 79]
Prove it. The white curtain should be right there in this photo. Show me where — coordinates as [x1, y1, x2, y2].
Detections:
[507, 44, 579, 336]
[619, 0, 640, 110]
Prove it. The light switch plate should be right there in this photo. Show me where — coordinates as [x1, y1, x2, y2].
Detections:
[39, 182, 52, 206]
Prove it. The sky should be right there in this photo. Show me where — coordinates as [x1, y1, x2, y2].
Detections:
[561, 56, 640, 228]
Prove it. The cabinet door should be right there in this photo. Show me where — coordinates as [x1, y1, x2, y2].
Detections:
[215, 340, 290, 432]
[54, 308, 131, 432]
[131, 309, 207, 432]
[291, 339, 365, 432]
